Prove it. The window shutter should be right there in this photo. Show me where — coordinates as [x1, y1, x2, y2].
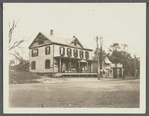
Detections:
[70, 49, 72, 56]
[32, 50, 33, 57]
[37, 49, 38, 56]
[63, 48, 65, 56]
[73, 49, 75, 57]
[59, 47, 61, 55]
[34, 61, 36, 69]
[45, 60, 47, 69]
[80, 51, 81, 58]
[85, 51, 89, 59]
[49, 47, 50, 54]
[49, 60, 51, 68]
[45, 47, 47, 55]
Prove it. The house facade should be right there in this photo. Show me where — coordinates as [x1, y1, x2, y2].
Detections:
[29, 30, 94, 76]
[93, 55, 123, 78]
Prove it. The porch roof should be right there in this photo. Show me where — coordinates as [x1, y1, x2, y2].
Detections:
[54, 56, 94, 62]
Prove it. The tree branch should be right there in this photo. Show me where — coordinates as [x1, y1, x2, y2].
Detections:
[9, 40, 24, 51]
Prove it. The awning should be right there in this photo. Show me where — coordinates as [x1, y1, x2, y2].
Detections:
[79, 59, 87, 63]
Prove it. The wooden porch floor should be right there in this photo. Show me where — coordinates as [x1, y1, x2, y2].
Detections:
[55, 73, 98, 77]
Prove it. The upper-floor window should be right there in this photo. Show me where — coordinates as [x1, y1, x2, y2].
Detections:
[38, 40, 44, 45]
[73, 49, 78, 58]
[45, 46, 50, 55]
[45, 59, 51, 69]
[74, 39, 78, 46]
[85, 51, 89, 59]
[67, 48, 72, 57]
[32, 49, 38, 57]
[59, 47, 65, 56]
[31, 61, 36, 70]
[38, 35, 44, 45]
[80, 50, 84, 59]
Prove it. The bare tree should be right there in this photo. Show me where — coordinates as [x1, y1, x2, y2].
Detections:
[9, 20, 24, 61]
[9, 20, 24, 51]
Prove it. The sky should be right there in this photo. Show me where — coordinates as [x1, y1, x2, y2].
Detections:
[3, 3, 146, 60]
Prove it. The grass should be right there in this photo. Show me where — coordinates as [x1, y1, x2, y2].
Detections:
[9, 69, 41, 84]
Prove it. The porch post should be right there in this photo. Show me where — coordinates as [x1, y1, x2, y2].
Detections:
[59, 57, 61, 73]
[78, 61, 80, 73]
[90, 62, 91, 73]
[70, 60, 71, 73]
[86, 62, 88, 73]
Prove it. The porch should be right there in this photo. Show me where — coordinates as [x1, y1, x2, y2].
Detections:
[54, 56, 93, 73]
[55, 73, 98, 77]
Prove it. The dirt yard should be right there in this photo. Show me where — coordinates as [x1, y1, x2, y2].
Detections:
[9, 77, 140, 108]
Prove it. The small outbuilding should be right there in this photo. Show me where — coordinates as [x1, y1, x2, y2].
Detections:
[92, 55, 123, 78]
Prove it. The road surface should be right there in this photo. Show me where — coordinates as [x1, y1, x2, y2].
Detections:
[9, 78, 140, 108]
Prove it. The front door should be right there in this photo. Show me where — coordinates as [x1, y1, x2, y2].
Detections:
[113, 68, 117, 78]
[119, 68, 122, 78]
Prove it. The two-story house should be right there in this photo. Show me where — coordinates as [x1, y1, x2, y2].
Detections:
[29, 30, 95, 77]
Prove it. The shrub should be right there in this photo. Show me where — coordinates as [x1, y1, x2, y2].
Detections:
[9, 69, 41, 84]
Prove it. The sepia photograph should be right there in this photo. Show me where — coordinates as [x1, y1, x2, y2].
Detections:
[3, 3, 146, 113]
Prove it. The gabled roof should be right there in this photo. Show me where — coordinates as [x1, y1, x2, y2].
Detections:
[29, 32, 93, 51]
[93, 55, 108, 62]
[65, 38, 75, 44]
[41, 32, 67, 45]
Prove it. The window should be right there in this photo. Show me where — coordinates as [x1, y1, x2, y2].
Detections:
[32, 49, 38, 57]
[85, 51, 89, 59]
[59, 47, 65, 56]
[45, 46, 50, 55]
[72, 39, 77, 46]
[38, 40, 44, 45]
[67, 48, 72, 57]
[80, 50, 84, 59]
[73, 49, 78, 58]
[31, 61, 36, 70]
[45, 59, 50, 69]
[38, 36, 44, 45]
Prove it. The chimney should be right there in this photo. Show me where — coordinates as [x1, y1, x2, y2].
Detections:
[50, 29, 53, 35]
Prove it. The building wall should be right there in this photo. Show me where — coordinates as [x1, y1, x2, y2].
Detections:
[29, 44, 94, 73]
[92, 62, 109, 72]
[54, 44, 93, 60]
[110, 63, 123, 78]
[31, 40, 52, 48]
[29, 45, 55, 73]
[92, 61, 113, 77]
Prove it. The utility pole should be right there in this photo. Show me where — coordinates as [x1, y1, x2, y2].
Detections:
[95, 36, 100, 80]
[99, 37, 103, 78]
[95, 36, 103, 80]
[134, 54, 136, 78]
